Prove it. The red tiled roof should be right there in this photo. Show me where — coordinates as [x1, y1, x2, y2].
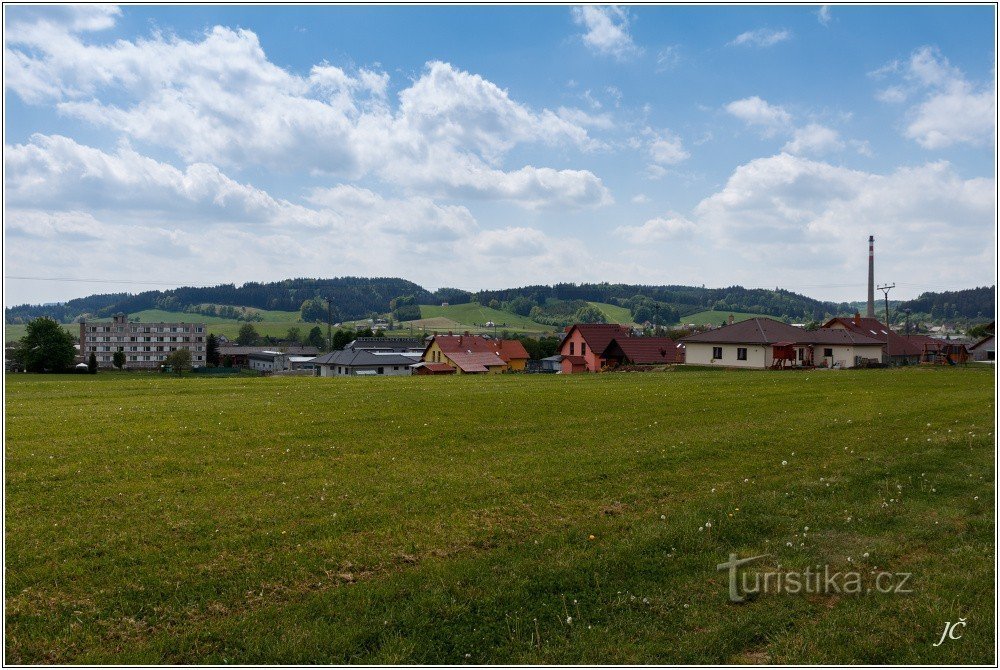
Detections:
[489, 339, 529, 362]
[448, 351, 507, 373]
[822, 317, 921, 356]
[561, 323, 632, 355]
[603, 336, 683, 364]
[681, 317, 884, 347]
[433, 334, 496, 354]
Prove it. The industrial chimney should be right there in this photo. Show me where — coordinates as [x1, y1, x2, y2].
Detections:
[866, 235, 875, 318]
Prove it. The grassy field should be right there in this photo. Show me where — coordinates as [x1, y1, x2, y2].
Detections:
[585, 301, 635, 325]
[411, 303, 553, 334]
[678, 309, 771, 326]
[4, 367, 994, 663]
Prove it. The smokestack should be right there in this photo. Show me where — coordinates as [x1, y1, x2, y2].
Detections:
[866, 235, 875, 318]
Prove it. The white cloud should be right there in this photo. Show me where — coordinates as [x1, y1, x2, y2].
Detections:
[572, 6, 641, 60]
[729, 28, 791, 48]
[694, 152, 995, 284]
[648, 130, 690, 165]
[5, 19, 612, 209]
[631, 194, 651, 204]
[616, 215, 696, 244]
[818, 6, 832, 26]
[725, 96, 793, 136]
[875, 86, 908, 104]
[656, 45, 681, 71]
[5, 134, 616, 300]
[873, 46, 996, 149]
[782, 124, 844, 156]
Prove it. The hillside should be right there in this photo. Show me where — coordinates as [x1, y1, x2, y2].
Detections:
[7, 278, 994, 338]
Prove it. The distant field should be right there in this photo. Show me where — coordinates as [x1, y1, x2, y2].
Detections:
[411, 303, 553, 333]
[5, 367, 993, 663]
[585, 301, 635, 325]
[677, 309, 771, 326]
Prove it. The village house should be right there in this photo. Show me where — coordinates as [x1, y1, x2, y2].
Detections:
[247, 351, 289, 372]
[311, 337, 424, 377]
[601, 336, 684, 368]
[969, 322, 995, 362]
[822, 314, 927, 365]
[557, 324, 632, 373]
[421, 333, 527, 374]
[681, 317, 884, 369]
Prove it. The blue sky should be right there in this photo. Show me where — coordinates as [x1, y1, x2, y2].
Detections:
[4, 4, 996, 306]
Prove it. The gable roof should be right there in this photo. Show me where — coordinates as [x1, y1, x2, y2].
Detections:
[561, 324, 632, 355]
[447, 351, 507, 373]
[602, 336, 683, 364]
[218, 345, 320, 356]
[489, 338, 530, 362]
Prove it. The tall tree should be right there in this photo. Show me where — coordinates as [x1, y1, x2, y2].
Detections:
[206, 333, 220, 367]
[87, 351, 98, 374]
[306, 326, 325, 349]
[15, 317, 76, 372]
[236, 323, 260, 346]
[113, 348, 126, 370]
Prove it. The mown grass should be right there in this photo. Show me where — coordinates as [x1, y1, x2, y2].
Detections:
[414, 303, 552, 333]
[4, 367, 994, 663]
[585, 301, 635, 325]
[677, 309, 771, 326]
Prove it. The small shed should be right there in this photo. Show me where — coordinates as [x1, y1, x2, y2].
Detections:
[411, 362, 456, 375]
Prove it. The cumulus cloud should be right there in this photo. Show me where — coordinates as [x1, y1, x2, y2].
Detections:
[694, 152, 995, 284]
[725, 96, 793, 136]
[572, 6, 641, 60]
[782, 124, 844, 156]
[616, 215, 696, 244]
[3, 134, 615, 302]
[873, 46, 995, 149]
[5, 17, 611, 209]
[648, 130, 690, 165]
[729, 28, 791, 48]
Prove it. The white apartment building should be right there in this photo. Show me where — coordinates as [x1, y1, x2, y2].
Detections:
[79, 313, 207, 369]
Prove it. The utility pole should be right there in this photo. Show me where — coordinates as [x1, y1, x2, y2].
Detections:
[904, 308, 911, 336]
[877, 283, 895, 329]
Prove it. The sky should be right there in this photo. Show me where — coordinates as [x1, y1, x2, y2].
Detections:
[3, 3, 997, 307]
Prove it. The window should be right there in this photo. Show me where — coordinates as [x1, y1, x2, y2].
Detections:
[393, 366, 399, 371]
[581, 343, 587, 356]
[737, 348, 747, 361]
[712, 347, 723, 360]
[569, 342, 575, 355]
[798, 348, 804, 361]
[377, 367, 384, 375]
[824, 348, 833, 357]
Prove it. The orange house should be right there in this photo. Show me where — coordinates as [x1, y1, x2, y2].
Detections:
[558, 324, 632, 372]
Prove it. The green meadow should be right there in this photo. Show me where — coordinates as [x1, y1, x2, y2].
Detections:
[4, 367, 994, 663]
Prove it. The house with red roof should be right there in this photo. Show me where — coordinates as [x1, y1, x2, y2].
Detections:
[601, 336, 684, 367]
[557, 323, 632, 372]
[420, 333, 527, 374]
[822, 313, 924, 365]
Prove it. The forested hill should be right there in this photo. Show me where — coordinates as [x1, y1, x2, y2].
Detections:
[5, 278, 436, 324]
[470, 283, 852, 322]
[898, 286, 995, 321]
[5, 278, 992, 325]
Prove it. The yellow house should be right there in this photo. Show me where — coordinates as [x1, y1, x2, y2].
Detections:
[422, 334, 527, 373]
